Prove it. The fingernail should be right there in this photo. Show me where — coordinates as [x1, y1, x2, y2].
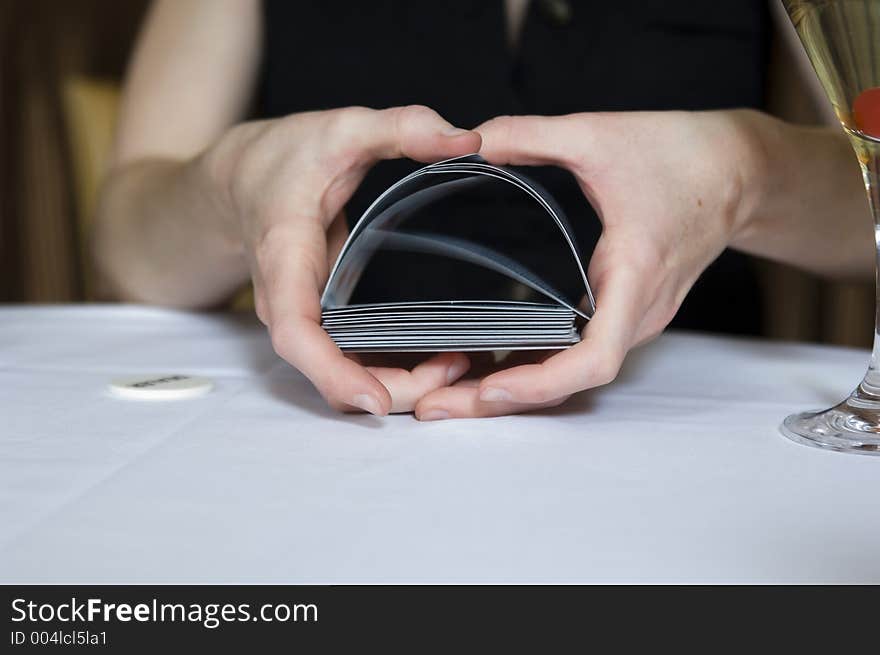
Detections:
[446, 359, 469, 384]
[442, 126, 469, 136]
[479, 387, 512, 402]
[351, 393, 382, 415]
[420, 409, 450, 421]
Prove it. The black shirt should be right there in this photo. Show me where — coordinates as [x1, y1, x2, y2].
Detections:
[258, 0, 770, 334]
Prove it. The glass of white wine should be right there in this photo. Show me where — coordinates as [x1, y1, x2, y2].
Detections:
[782, 0, 880, 453]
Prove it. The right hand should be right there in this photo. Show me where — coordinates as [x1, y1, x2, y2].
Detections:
[414, 110, 768, 419]
[199, 105, 480, 415]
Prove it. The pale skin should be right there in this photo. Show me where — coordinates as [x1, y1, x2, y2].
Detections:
[94, 0, 873, 420]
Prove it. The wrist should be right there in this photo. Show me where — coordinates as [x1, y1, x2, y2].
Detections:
[721, 109, 777, 249]
[189, 141, 247, 258]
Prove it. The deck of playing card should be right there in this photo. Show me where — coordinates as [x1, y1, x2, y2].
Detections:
[321, 155, 594, 353]
[322, 301, 580, 352]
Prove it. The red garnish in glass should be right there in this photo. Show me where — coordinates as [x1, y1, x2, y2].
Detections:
[853, 87, 880, 138]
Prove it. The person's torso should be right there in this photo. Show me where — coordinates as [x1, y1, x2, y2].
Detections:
[257, 0, 770, 334]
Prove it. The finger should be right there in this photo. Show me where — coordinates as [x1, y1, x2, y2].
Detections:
[310, 106, 481, 231]
[476, 265, 646, 403]
[475, 114, 582, 167]
[415, 381, 570, 420]
[351, 105, 482, 164]
[364, 352, 470, 414]
[261, 222, 392, 415]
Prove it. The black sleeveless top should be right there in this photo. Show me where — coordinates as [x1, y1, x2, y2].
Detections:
[258, 0, 770, 335]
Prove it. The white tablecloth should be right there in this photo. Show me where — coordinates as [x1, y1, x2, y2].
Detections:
[1, 305, 878, 583]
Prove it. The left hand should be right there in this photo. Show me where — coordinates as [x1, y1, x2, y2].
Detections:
[414, 110, 766, 419]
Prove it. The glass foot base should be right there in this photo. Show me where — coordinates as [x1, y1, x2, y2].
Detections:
[781, 387, 880, 456]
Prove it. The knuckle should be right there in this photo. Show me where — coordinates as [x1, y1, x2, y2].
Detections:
[322, 106, 378, 167]
[388, 105, 439, 154]
[324, 106, 368, 141]
[383, 106, 411, 155]
[483, 115, 515, 147]
[591, 355, 622, 387]
[398, 104, 433, 125]
[269, 322, 298, 362]
[323, 106, 354, 131]
[485, 113, 513, 126]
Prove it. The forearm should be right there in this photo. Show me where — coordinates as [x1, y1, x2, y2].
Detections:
[93, 157, 248, 307]
[732, 111, 873, 279]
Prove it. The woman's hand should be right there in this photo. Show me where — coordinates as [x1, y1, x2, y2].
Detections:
[414, 110, 769, 419]
[199, 105, 480, 415]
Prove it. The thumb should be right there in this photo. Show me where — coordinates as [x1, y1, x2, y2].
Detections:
[476, 114, 581, 168]
[359, 105, 481, 163]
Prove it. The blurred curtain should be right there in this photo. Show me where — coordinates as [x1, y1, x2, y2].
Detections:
[0, 0, 148, 303]
[0, 0, 16, 302]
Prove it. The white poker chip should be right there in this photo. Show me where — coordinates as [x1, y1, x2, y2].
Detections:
[108, 374, 214, 401]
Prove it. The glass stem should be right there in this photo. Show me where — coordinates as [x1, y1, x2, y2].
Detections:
[857, 140, 880, 398]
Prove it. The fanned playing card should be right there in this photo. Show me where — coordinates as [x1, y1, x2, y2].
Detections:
[321, 155, 594, 352]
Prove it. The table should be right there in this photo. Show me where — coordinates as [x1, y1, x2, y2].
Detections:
[1, 305, 878, 583]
